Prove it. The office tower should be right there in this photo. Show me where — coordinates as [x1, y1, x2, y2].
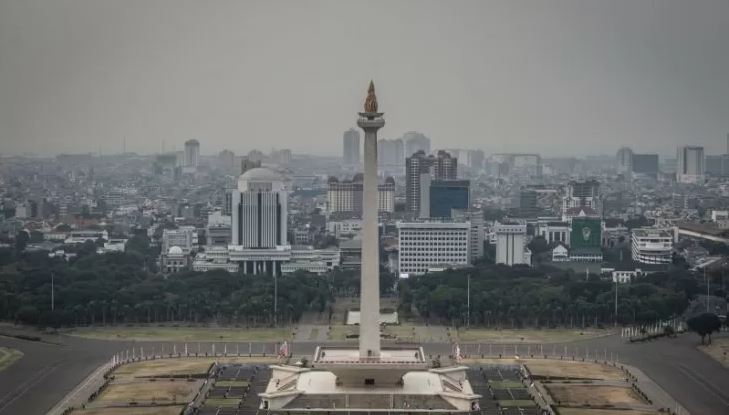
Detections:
[406, 150, 457, 213]
[184, 139, 200, 168]
[403, 131, 431, 156]
[676, 146, 705, 183]
[356, 80, 384, 358]
[230, 167, 287, 248]
[494, 221, 529, 266]
[518, 189, 539, 217]
[327, 175, 395, 215]
[218, 149, 236, 172]
[706, 154, 729, 177]
[342, 128, 361, 165]
[616, 147, 633, 174]
[426, 179, 470, 218]
[397, 221, 470, 277]
[631, 154, 659, 178]
[377, 138, 405, 170]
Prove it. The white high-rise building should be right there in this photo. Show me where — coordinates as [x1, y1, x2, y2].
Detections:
[231, 167, 288, 248]
[397, 221, 470, 277]
[676, 146, 705, 183]
[494, 221, 529, 266]
[631, 228, 673, 264]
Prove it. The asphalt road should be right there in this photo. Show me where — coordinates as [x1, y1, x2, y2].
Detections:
[1, 332, 728, 415]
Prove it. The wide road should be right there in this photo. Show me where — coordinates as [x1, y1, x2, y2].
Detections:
[1, 331, 728, 414]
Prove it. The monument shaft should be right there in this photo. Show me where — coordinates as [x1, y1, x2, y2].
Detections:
[357, 81, 384, 358]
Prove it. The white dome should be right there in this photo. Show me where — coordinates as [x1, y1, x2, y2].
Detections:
[238, 167, 286, 192]
[168, 246, 183, 255]
[240, 167, 283, 182]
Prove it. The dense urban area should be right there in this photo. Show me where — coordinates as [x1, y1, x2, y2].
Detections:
[1, 137, 728, 330]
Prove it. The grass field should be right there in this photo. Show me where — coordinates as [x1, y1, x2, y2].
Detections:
[524, 360, 624, 381]
[72, 406, 185, 415]
[698, 338, 729, 368]
[497, 400, 536, 407]
[65, 326, 290, 342]
[115, 357, 278, 378]
[556, 409, 656, 415]
[0, 347, 23, 372]
[489, 380, 525, 389]
[328, 324, 358, 340]
[546, 384, 647, 408]
[97, 379, 203, 404]
[456, 328, 614, 343]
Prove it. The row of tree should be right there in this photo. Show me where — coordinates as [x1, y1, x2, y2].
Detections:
[0, 241, 331, 327]
[399, 263, 703, 327]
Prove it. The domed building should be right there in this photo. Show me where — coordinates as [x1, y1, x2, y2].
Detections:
[230, 167, 289, 275]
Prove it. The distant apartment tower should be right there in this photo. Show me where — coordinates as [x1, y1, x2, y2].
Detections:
[706, 154, 729, 177]
[494, 221, 529, 266]
[631, 154, 659, 178]
[241, 157, 262, 174]
[616, 147, 633, 174]
[403, 131, 431, 156]
[377, 138, 405, 170]
[406, 150, 457, 213]
[342, 128, 360, 165]
[184, 139, 200, 168]
[631, 228, 673, 264]
[467, 149, 485, 170]
[676, 146, 705, 183]
[327, 175, 395, 215]
[397, 221, 470, 277]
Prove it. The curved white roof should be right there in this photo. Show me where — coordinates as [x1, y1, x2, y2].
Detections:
[168, 246, 183, 255]
[240, 167, 283, 182]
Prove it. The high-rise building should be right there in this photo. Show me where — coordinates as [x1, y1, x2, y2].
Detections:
[377, 138, 405, 171]
[342, 128, 360, 165]
[494, 221, 529, 266]
[397, 221, 470, 277]
[427, 179, 470, 218]
[631, 154, 659, 178]
[467, 149, 485, 170]
[406, 150, 457, 213]
[403, 131, 431, 156]
[184, 139, 200, 168]
[616, 147, 633, 174]
[676, 146, 705, 183]
[231, 167, 287, 248]
[706, 154, 729, 177]
[326, 175, 395, 215]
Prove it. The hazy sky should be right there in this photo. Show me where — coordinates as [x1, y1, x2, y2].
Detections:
[1, 0, 728, 158]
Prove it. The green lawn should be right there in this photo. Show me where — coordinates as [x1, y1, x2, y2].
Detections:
[456, 328, 614, 344]
[0, 347, 23, 372]
[65, 326, 291, 342]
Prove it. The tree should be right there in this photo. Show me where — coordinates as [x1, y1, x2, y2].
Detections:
[687, 313, 722, 345]
[15, 231, 29, 255]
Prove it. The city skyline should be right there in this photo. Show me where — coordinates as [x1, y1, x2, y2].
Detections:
[1, 0, 728, 157]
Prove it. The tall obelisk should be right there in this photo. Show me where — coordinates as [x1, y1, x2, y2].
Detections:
[357, 81, 384, 359]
